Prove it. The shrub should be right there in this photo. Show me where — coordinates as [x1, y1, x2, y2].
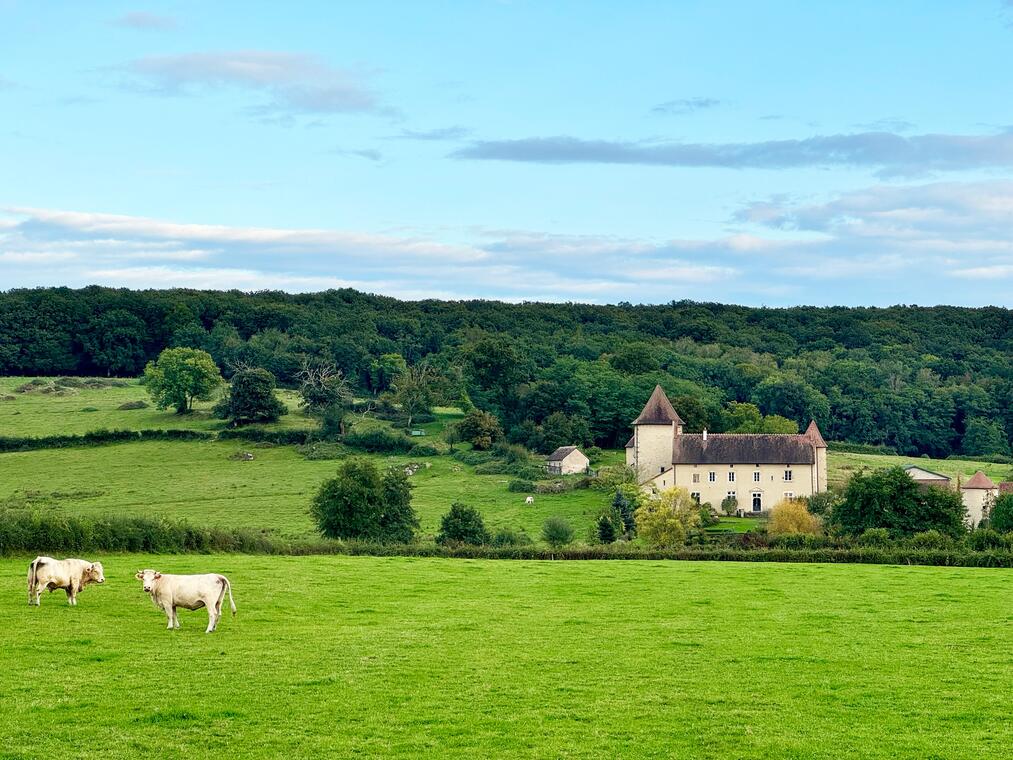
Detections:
[806, 490, 842, 518]
[535, 480, 575, 494]
[451, 449, 492, 466]
[214, 367, 288, 425]
[767, 500, 822, 536]
[491, 527, 533, 547]
[117, 400, 149, 410]
[590, 465, 638, 491]
[698, 506, 720, 528]
[542, 516, 574, 548]
[989, 493, 1013, 533]
[508, 479, 535, 493]
[436, 503, 490, 546]
[310, 458, 418, 543]
[343, 426, 413, 453]
[910, 530, 953, 550]
[634, 488, 701, 548]
[858, 527, 891, 547]
[217, 429, 309, 445]
[968, 528, 1007, 551]
[585, 445, 604, 461]
[408, 442, 444, 457]
[611, 486, 640, 534]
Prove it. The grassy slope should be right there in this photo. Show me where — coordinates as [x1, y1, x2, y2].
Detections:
[4, 378, 1011, 540]
[0, 442, 605, 539]
[0, 377, 312, 436]
[2, 555, 1011, 759]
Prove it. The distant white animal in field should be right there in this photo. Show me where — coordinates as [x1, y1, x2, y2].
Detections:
[27, 556, 105, 606]
[136, 569, 236, 633]
[525, 496, 534, 504]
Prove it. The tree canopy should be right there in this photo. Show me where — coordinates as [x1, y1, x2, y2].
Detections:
[7, 287, 1013, 458]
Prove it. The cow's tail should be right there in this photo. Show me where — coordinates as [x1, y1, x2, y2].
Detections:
[27, 557, 41, 603]
[222, 576, 237, 616]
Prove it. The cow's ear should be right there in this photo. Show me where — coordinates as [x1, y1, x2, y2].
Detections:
[154, 572, 162, 579]
[135, 571, 143, 579]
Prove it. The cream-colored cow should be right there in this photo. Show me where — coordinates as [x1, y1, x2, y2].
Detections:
[135, 569, 236, 633]
[27, 556, 105, 606]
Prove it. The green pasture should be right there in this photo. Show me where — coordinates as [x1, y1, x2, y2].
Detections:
[0, 441, 605, 540]
[2, 555, 1011, 759]
[829, 450, 1011, 489]
[0, 376, 313, 436]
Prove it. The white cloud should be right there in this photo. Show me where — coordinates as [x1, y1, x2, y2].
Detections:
[119, 51, 391, 117]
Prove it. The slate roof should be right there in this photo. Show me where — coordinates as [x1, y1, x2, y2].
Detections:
[633, 385, 684, 426]
[671, 434, 816, 465]
[962, 470, 997, 490]
[547, 446, 582, 462]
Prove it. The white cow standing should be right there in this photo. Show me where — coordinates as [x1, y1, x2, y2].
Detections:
[525, 496, 534, 505]
[136, 569, 236, 633]
[27, 556, 105, 606]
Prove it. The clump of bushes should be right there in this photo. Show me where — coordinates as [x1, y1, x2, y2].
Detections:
[589, 465, 638, 492]
[408, 442, 447, 457]
[858, 527, 891, 547]
[508, 479, 535, 493]
[491, 527, 533, 547]
[767, 500, 822, 536]
[343, 427, 414, 454]
[117, 400, 149, 410]
[436, 503, 490, 546]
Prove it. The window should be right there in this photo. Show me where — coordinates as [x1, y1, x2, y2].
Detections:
[660, 466, 666, 473]
[784, 469, 793, 482]
[692, 473, 700, 484]
[728, 471, 735, 483]
[753, 471, 761, 482]
[784, 491, 794, 500]
[708, 471, 716, 483]
[691, 492, 701, 503]
[751, 493, 762, 512]
[727, 491, 736, 500]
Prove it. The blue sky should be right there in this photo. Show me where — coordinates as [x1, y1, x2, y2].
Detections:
[3, 1, 1013, 305]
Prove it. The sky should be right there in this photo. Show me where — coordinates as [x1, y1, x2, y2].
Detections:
[3, 1, 1013, 306]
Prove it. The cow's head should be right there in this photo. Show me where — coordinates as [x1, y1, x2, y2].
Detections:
[87, 562, 105, 584]
[135, 569, 161, 593]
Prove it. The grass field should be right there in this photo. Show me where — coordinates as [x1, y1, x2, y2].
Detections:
[0, 441, 606, 539]
[2, 554, 1011, 759]
[5, 377, 1012, 542]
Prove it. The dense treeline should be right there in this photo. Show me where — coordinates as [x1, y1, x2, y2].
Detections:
[4, 286, 1013, 456]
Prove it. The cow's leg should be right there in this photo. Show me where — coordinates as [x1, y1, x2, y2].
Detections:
[206, 598, 218, 633]
[66, 586, 75, 605]
[172, 607, 181, 629]
[163, 603, 175, 630]
[31, 583, 41, 606]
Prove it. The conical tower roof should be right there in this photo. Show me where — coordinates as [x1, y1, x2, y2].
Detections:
[633, 385, 683, 425]
[803, 420, 827, 448]
[962, 470, 996, 490]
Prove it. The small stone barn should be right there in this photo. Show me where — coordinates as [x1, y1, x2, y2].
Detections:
[902, 464, 952, 489]
[546, 446, 590, 475]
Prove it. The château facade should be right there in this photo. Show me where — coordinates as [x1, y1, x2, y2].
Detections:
[625, 385, 828, 513]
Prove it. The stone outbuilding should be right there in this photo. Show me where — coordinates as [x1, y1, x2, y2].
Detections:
[902, 464, 952, 490]
[546, 446, 590, 475]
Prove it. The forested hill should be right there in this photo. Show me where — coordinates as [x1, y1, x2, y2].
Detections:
[4, 286, 1013, 458]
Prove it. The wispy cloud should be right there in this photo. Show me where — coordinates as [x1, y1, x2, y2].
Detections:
[8, 184, 1013, 305]
[452, 130, 1013, 177]
[119, 50, 391, 117]
[113, 11, 177, 30]
[329, 147, 383, 161]
[386, 126, 472, 141]
[651, 97, 721, 116]
[852, 117, 916, 133]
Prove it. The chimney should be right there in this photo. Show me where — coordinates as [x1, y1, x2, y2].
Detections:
[702, 428, 708, 441]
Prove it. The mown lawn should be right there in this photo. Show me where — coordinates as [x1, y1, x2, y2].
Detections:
[2, 555, 1011, 759]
